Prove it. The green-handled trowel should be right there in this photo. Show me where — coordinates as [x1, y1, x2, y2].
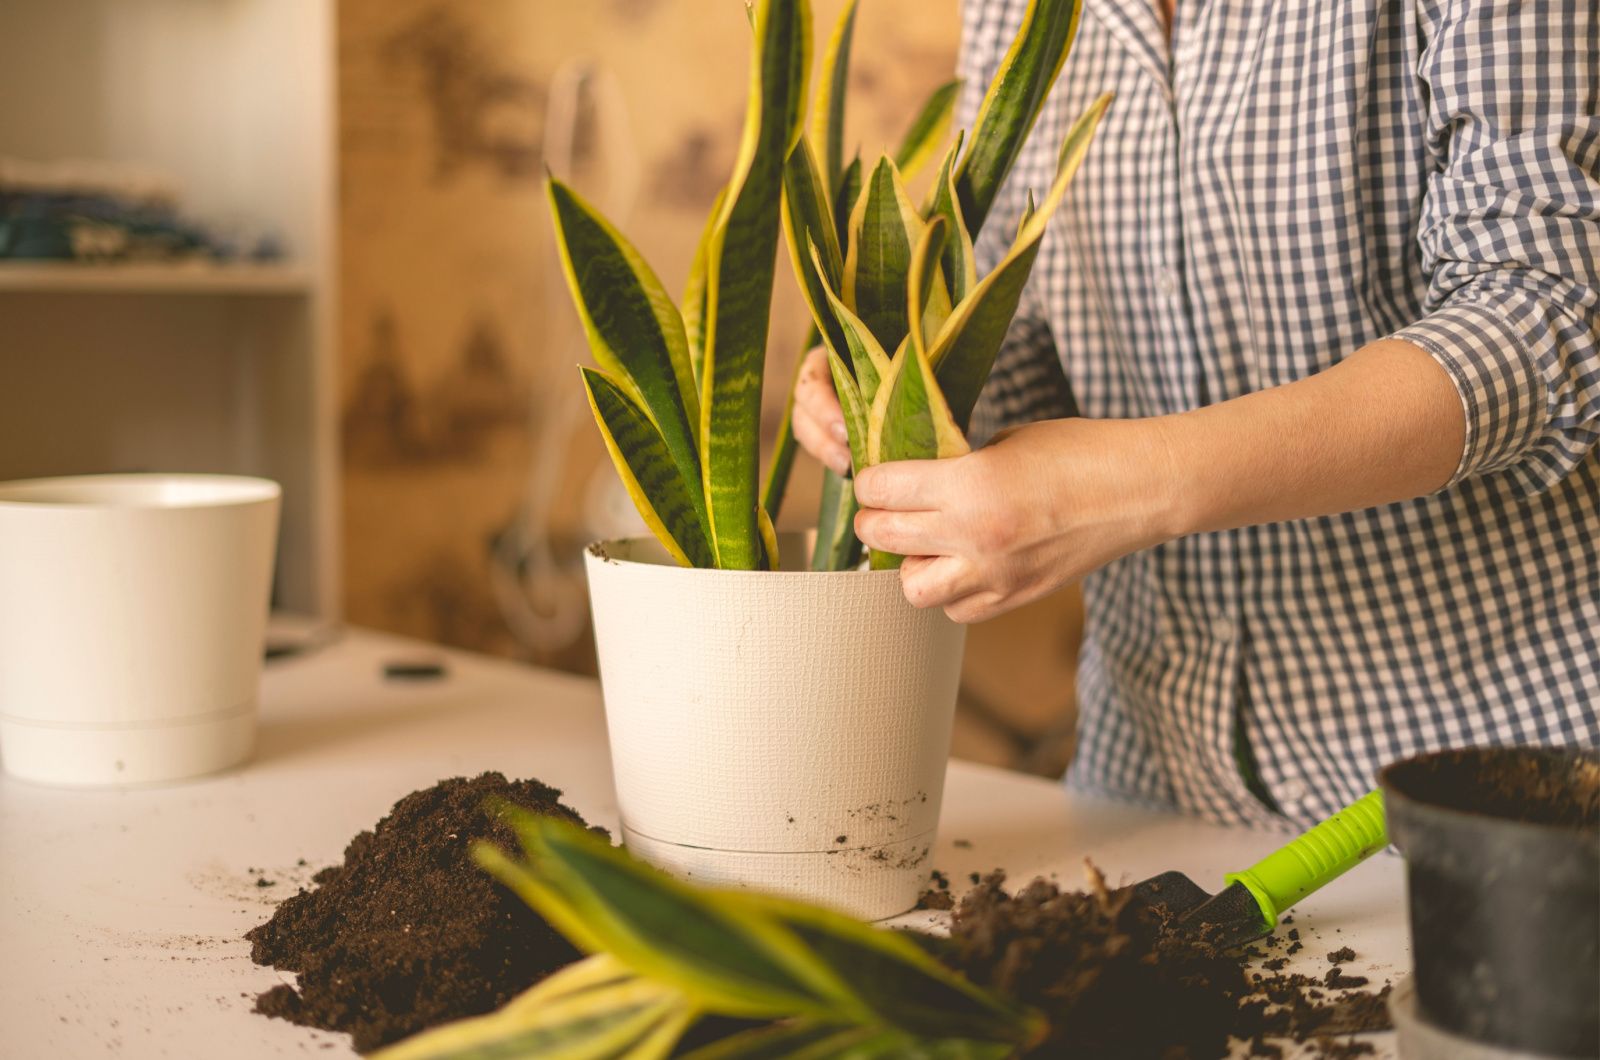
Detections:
[1131, 790, 1388, 949]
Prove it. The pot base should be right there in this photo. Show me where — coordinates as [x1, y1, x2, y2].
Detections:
[1390, 977, 1556, 1060]
[622, 824, 934, 922]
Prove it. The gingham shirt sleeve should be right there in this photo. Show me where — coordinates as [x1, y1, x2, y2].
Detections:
[1389, 0, 1600, 494]
[957, 0, 1077, 447]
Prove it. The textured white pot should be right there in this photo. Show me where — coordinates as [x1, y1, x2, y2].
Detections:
[585, 536, 965, 921]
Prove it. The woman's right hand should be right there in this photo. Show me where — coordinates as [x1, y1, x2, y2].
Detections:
[790, 345, 853, 476]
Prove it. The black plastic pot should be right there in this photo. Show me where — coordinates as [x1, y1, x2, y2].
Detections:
[1380, 746, 1600, 1058]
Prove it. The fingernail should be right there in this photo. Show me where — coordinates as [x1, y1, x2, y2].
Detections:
[829, 421, 848, 443]
[832, 449, 852, 475]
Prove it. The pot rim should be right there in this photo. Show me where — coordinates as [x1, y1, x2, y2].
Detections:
[586, 535, 902, 578]
[1379, 745, 1600, 838]
[0, 473, 281, 512]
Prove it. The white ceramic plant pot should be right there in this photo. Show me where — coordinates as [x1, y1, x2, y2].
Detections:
[585, 535, 965, 921]
[0, 474, 280, 787]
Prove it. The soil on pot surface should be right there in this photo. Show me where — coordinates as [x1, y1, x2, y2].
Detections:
[1388, 749, 1600, 827]
[246, 773, 598, 1052]
[938, 869, 1392, 1059]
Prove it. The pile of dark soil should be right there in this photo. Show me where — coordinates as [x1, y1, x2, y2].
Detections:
[246, 773, 598, 1052]
[938, 868, 1391, 1059]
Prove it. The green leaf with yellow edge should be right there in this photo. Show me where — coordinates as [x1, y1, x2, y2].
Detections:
[811, 244, 890, 400]
[700, 0, 811, 570]
[825, 349, 870, 473]
[548, 180, 704, 535]
[500, 815, 854, 1022]
[724, 892, 1044, 1049]
[781, 139, 848, 359]
[922, 133, 977, 306]
[811, 0, 857, 192]
[907, 215, 951, 359]
[866, 339, 969, 570]
[931, 92, 1112, 431]
[370, 973, 689, 1060]
[892, 79, 961, 182]
[954, 0, 1084, 235]
[503, 955, 636, 1014]
[579, 368, 715, 569]
[843, 157, 925, 353]
[683, 185, 729, 390]
[475, 839, 615, 960]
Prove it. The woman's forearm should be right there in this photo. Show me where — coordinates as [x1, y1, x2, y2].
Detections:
[1155, 339, 1467, 538]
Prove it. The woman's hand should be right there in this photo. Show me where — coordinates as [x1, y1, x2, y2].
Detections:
[790, 346, 853, 476]
[853, 417, 1182, 623]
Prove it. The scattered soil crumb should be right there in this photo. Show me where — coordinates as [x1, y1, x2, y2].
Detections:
[246, 773, 600, 1052]
[915, 888, 956, 911]
[1325, 967, 1369, 989]
[835, 835, 848, 844]
[1326, 946, 1356, 964]
[929, 870, 950, 891]
[255, 877, 276, 888]
[953, 839, 973, 849]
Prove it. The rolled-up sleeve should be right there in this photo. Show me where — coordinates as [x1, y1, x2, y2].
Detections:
[957, 0, 1077, 446]
[1390, 0, 1600, 494]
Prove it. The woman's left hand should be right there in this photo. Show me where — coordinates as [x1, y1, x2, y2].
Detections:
[853, 417, 1182, 623]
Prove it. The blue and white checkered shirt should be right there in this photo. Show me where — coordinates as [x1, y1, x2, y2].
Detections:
[959, 0, 1600, 826]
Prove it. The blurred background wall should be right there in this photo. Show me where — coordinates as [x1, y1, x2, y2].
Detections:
[336, 0, 1083, 774]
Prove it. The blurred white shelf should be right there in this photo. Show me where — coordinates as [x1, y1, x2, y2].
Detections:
[0, 260, 313, 295]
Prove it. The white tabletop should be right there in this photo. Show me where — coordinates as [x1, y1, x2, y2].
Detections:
[0, 629, 1407, 1057]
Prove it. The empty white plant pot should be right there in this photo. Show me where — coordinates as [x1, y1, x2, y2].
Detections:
[585, 535, 966, 921]
[0, 474, 280, 787]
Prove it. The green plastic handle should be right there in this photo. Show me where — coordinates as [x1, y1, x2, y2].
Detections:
[1226, 789, 1388, 930]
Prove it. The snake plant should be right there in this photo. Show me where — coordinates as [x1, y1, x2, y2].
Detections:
[373, 812, 1044, 1059]
[550, 0, 1108, 571]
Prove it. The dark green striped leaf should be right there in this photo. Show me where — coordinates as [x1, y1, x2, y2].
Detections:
[932, 93, 1112, 431]
[700, 0, 811, 570]
[548, 179, 705, 534]
[844, 157, 924, 352]
[580, 367, 714, 569]
[782, 139, 849, 359]
[953, 0, 1083, 236]
[892, 79, 961, 181]
[809, 471, 863, 571]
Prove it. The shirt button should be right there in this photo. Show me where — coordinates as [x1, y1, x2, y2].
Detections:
[1215, 616, 1234, 639]
[1156, 267, 1178, 297]
[1278, 777, 1309, 803]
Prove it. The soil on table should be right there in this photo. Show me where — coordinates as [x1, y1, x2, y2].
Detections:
[246, 773, 599, 1052]
[937, 868, 1392, 1059]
